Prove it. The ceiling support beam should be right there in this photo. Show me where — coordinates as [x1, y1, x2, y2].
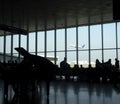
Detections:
[0, 24, 28, 35]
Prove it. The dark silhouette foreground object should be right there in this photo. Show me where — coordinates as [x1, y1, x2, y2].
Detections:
[3, 47, 59, 101]
[15, 47, 58, 80]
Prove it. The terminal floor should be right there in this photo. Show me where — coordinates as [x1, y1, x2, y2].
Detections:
[0, 80, 120, 104]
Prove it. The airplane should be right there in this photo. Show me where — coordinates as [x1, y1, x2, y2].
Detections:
[70, 44, 85, 49]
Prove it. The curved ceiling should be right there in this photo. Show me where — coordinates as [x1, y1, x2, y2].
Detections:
[0, 0, 117, 35]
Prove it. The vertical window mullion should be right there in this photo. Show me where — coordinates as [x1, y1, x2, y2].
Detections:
[35, 31, 38, 55]
[35, 19, 38, 55]
[35, 12, 38, 55]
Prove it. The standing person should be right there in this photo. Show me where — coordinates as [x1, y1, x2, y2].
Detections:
[115, 58, 119, 69]
[60, 57, 71, 80]
[60, 57, 70, 69]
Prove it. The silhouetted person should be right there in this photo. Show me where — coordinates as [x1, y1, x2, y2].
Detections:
[73, 64, 79, 80]
[115, 58, 119, 69]
[60, 57, 71, 80]
[111, 58, 120, 84]
[0, 61, 5, 77]
[102, 59, 112, 82]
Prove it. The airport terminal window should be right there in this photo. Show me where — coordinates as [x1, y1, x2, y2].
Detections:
[21, 35, 27, 50]
[117, 22, 120, 48]
[57, 29, 65, 51]
[79, 51, 88, 67]
[90, 25, 101, 49]
[103, 23, 116, 48]
[47, 30, 54, 51]
[0, 22, 120, 67]
[13, 35, 18, 54]
[56, 52, 65, 66]
[6, 35, 11, 54]
[78, 26, 88, 50]
[67, 51, 76, 67]
[67, 27, 76, 50]
[118, 23, 120, 62]
[0, 36, 3, 53]
[56, 29, 65, 65]
[67, 27, 76, 63]
[104, 50, 116, 64]
[29, 32, 35, 54]
[78, 26, 89, 67]
[0, 36, 4, 62]
[46, 52, 54, 63]
[118, 50, 120, 60]
[37, 31, 44, 56]
[91, 50, 102, 67]
[46, 30, 54, 63]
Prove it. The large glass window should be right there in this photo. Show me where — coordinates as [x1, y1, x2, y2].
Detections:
[79, 51, 88, 68]
[13, 35, 18, 54]
[56, 52, 65, 67]
[6, 35, 11, 54]
[0, 21, 119, 67]
[117, 22, 120, 48]
[90, 25, 101, 49]
[21, 35, 27, 50]
[37, 31, 44, 56]
[57, 29, 65, 51]
[46, 30, 54, 63]
[118, 50, 120, 62]
[67, 51, 76, 67]
[104, 50, 116, 65]
[47, 30, 54, 51]
[78, 26, 89, 67]
[91, 50, 102, 67]
[103, 23, 116, 48]
[118, 22, 120, 64]
[78, 26, 88, 50]
[67, 27, 76, 50]
[0, 36, 4, 53]
[57, 29, 65, 64]
[29, 32, 35, 54]
[0, 36, 4, 62]
[46, 52, 54, 63]
[67, 27, 76, 63]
